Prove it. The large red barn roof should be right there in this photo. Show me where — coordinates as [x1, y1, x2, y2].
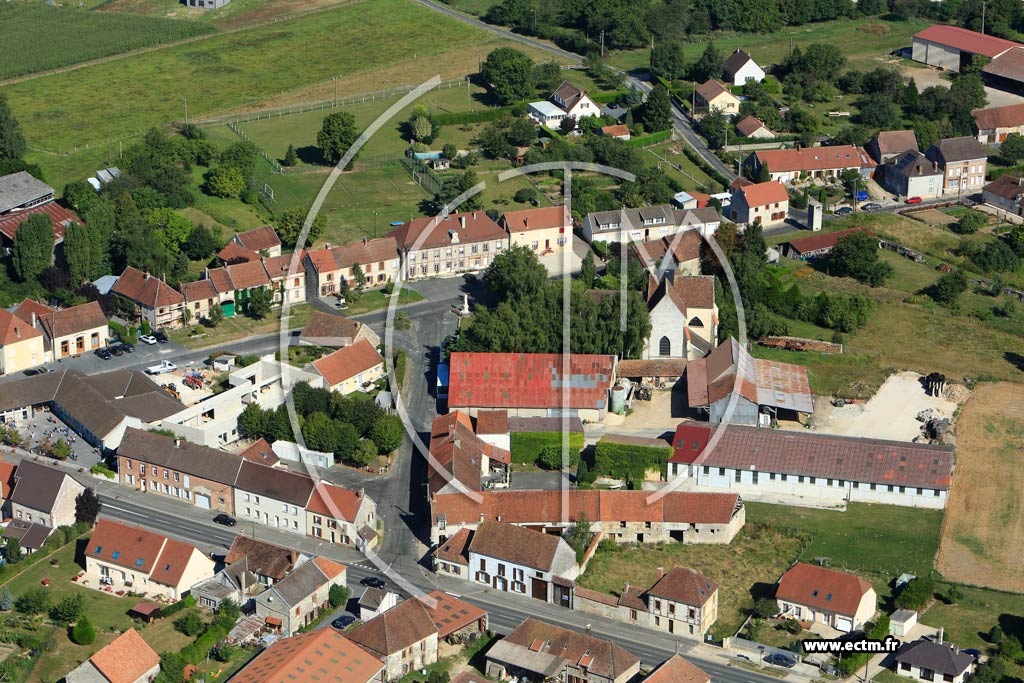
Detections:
[914, 24, 1020, 58]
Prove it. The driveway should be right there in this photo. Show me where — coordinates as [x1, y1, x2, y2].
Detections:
[899, 62, 1024, 108]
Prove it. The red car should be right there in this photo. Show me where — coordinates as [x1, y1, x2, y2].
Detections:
[904, 196, 923, 204]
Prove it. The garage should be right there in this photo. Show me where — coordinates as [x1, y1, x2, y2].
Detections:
[835, 616, 854, 632]
[194, 493, 211, 510]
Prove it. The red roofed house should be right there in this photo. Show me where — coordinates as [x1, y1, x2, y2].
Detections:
[428, 411, 511, 496]
[0, 309, 45, 376]
[447, 352, 616, 422]
[982, 174, 1024, 216]
[308, 339, 385, 395]
[302, 237, 400, 298]
[912, 24, 1021, 71]
[112, 266, 186, 329]
[421, 589, 488, 641]
[629, 231, 703, 276]
[748, 146, 874, 184]
[728, 181, 789, 227]
[695, 80, 740, 116]
[775, 563, 876, 632]
[644, 272, 718, 361]
[231, 225, 283, 257]
[306, 482, 379, 550]
[387, 211, 508, 281]
[228, 628, 383, 683]
[0, 202, 81, 247]
[735, 116, 774, 140]
[85, 518, 215, 600]
[668, 422, 954, 508]
[601, 124, 631, 141]
[645, 655, 711, 683]
[65, 628, 160, 683]
[14, 299, 109, 361]
[345, 597, 440, 680]
[500, 205, 572, 256]
[784, 226, 867, 259]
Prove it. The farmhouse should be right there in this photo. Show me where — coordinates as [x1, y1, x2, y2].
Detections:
[485, 618, 640, 683]
[695, 80, 740, 116]
[254, 556, 347, 636]
[972, 102, 1024, 143]
[776, 563, 876, 632]
[345, 598, 440, 681]
[65, 629, 160, 683]
[883, 151, 943, 200]
[111, 266, 186, 329]
[630, 231, 703, 276]
[429, 489, 745, 545]
[446, 352, 616, 421]
[8, 460, 84, 530]
[582, 205, 720, 244]
[229, 628, 383, 683]
[308, 339, 385, 395]
[912, 24, 1021, 71]
[85, 518, 215, 600]
[668, 422, 955, 509]
[388, 212, 508, 281]
[735, 116, 774, 140]
[748, 146, 874, 183]
[784, 226, 868, 259]
[723, 50, 765, 86]
[728, 180, 789, 227]
[644, 273, 718, 361]
[982, 174, 1024, 216]
[925, 137, 988, 196]
[893, 640, 977, 683]
[685, 337, 813, 425]
[501, 205, 572, 256]
[13, 299, 109, 362]
[867, 130, 920, 165]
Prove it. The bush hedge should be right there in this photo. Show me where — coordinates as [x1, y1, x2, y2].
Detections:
[624, 130, 672, 148]
[433, 106, 517, 126]
[510, 431, 585, 465]
[593, 440, 672, 481]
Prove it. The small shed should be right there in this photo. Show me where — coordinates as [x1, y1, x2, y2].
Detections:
[890, 609, 918, 637]
[130, 602, 161, 623]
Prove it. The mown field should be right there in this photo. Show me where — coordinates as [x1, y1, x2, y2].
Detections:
[0, 3, 214, 80]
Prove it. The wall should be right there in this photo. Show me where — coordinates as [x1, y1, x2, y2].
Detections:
[236, 490, 307, 534]
[508, 227, 569, 254]
[405, 239, 507, 280]
[119, 457, 236, 514]
[0, 337, 45, 375]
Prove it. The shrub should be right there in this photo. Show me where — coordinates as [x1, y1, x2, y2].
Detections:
[752, 597, 777, 619]
[782, 618, 802, 634]
[14, 588, 49, 615]
[510, 432, 584, 465]
[896, 575, 935, 610]
[329, 584, 349, 609]
[593, 439, 672, 482]
[49, 594, 85, 626]
[70, 616, 96, 645]
[174, 611, 205, 637]
[513, 188, 537, 204]
[537, 445, 579, 470]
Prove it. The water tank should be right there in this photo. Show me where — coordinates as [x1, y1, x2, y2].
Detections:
[610, 384, 628, 414]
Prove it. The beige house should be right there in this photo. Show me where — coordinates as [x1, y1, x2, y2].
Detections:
[66, 628, 160, 683]
[299, 311, 380, 348]
[229, 628, 383, 683]
[0, 309, 45, 375]
[729, 181, 789, 227]
[111, 267, 185, 329]
[8, 460, 85, 529]
[306, 483, 378, 550]
[346, 598, 440, 681]
[303, 237, 400, 297]
[775, 563, 876, 632]
[309, 339, 385, 395]
[972, 103, 1024, 144]
[85, 519, 215, 600]
[925, 137, 988, 196]
[501, 206, 572, 256]
[254, 556, 347, 636]
[388, 212, 509, 281]
[695, 80, 740, 116]
[644, 273, 717, 361]
[262, 253, 306, 306]
[14, 299, 109, 361]
[232, 225, 283, 257]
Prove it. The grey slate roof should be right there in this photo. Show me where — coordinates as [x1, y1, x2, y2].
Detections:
[894, 640, 975, 677]
[234, 460, 315, 506]
[359, 587, 389, 610]
[2, 519, 52, 550]
[266, 560, 329, 607]
[928, 137, 987, 163]
[892, 151, 941, 178]
[0, 172, 54, 214]
[587, 205, 718, 235]
[118, 428, 243, 485]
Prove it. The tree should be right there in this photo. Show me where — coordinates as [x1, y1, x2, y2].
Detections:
[49, 594, 85, 626]
[147, 207, 194, 250]
[329, 584, 349, 609]
[183, 224, 219, 260]
[64, 222, 101, 285]
[206, 164, 246, 198]
[410, 114, 435, 142]
[12, 213, 53, 282]
[352, 439, 378, 466]
[829, 231, 893, 286]
[283, 144, 299, 167]
[51, 438, 72, 460]
[651, 39, 687, 81]
[370, 415, 404, 453]
[63, 180, 95, 213]
[895, 575, 936, 610]
[485, 244, 548, 300]
[0, 588, 11, 612]
[317, 111, 359, 166]
[688, 42, 724, 83]
[480, 48, 536, 104]
[953, 210, 987, 234]
[15, 587, 49, 614]
[442, 143, 458, 160]
[75, 488, 102, 525]
[580, 252, 597, 288]
[70, 616, 96, 645]
[174, 611, 205, 637]
[752, 597, 777, 619]
[216, 598, 240, 623]
[238, 403, 269, 439]
[999, 133, 1024, 164]
[276, 208, 325, 249]
[635, 85, 672, 132]
[930, 269, 968, 306]
[562, 513, 592, 563]
[559, 116, 577, 134]
[4, 538, 21, 565]
[335, 422, 360, 463]
[514, 188, 537, 204]
[946, 585, 964, 604]
[302, 412, 343, 453]
[352, 263, 366, 291]
[0, 93, 26, 161]
[205, 303, 225, 328]
[220, 141, 260, 179]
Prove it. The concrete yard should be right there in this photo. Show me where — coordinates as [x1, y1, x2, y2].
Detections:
[811, 371, 961, 442]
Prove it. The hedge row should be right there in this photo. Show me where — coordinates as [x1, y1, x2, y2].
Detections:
[593, 440, 672, 482]
[159, 594, 196, 618]
[509, 431, 585, 465]
[590, 91, 627, 104]
[108, 321, 138, 344]
[624, 130, 672, 148]
[681, 144, 731, 188]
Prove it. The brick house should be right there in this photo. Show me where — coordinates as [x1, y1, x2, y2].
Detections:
[254, 556, 347, 636]
[388, 212, 508, 281]
[775, 563, 876, 632]
[111, 267, 185, 329]
[345, 598, 440, 681]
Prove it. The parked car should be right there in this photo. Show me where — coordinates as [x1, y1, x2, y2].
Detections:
[139, 335, 157, 345]
[963, 649, 981, 661]
[213, 513, 237, 527]
[360, 577, 386, 589]
[95, 348, 112, 360]
[145, 360, 177, 375]
[835, 206, 854, 216]
[764, 654, 797, 668]
[24, 366, 52, 376]
[109, 345, 123, 357]
[855, 190, 869, 202]
[905, 196, 923, 204]
[120, 342, 135, 353]
[862, 202, 882, 212]
[154, 331, 169, 344]
[331, 615, 355, 630]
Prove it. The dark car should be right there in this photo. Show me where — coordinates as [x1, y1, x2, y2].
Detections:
[213, 513, 237, 527]
[863, 202, 882, 212]
[109, 345, 123, 357]
[120, 342, 135, 353]
[963, 649, 981, 661]
[764, 654, 798, 668]
[360, 577, 386, 589]
[154, 331, 169, 344]
[835, 206, 854, 216]
[95, 348, 112, 360]
[331, 615, 356, 630]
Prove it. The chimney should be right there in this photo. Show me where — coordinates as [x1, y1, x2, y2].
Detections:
[174, 438, 181, 448]
[655, 567, 665, 580]
[938, 627, 944, 645]
[523, 217, 528, 229]
[357, 488, 363, 499]
[459, 215, 466, 229]
[363, 237, 367, 245]
[14, 325, 20, 339]
[31, 312, 36, 328]
[143, 271, 150, 280]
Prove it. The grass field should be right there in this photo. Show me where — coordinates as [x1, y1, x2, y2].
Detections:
[0, 3, 214, 80]
[2, 0, 532, 153]
[169, 301, 314, 348]
[97, 0, 349, 29]
[921, 583, 1024, 651]
[578, 523, 806, 639]
[642, 141, 722, 194]
[936, 382, 1024, 592]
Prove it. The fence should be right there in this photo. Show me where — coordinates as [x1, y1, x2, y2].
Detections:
[227, 121, 283, 174]
[400, 156, 444, 196]
[723, 635, 803, 664]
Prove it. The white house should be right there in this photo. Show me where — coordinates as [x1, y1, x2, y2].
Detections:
[527, 101, 567, 126]
[894, 640, 976, 683]
[776, 563, 876, 633]
[723, 50, 765, 86]
[233, 461, 315, 535]
[528, 81, 600, 125]
[582, 205, 719, 244]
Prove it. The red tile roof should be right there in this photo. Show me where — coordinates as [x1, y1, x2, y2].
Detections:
[387, 212, 506, 250]
[501, 206, 571, 233]
[754, 146, 873, 173]
[786, 227, 866, 255]
[232, 628, 383, 683]
[647, 273, 716, 311]
[422, 589, 487, 638]
[474, 410, 508, 435]
[307, 482, 363, 522]
[615, 359, 687, 378]
[738, 181, 789, 208]
[434, 528, 472, 566]
[14, 300, 107, 339]
[207, 266, 235, 294]
[648, 567, 717, 606]
[312, 555, 347, 580]
[696, 79, 732, 105]
[89, 628, 160, 683]
[239, 438, 280, 467]
[87, 518, 204, 588]
[645, 655, 711, 683]
[601, 124, 631, 138]
[502, 619, 639, 680]
[218, 241, 260, 264]
[736, 116, 767, 137]
[112, 267, 184, 308]
[311, 339, 384, 387]
[226, 260, 271, 290]
[972, 102, 1024, 130]
[448, 352, 615, 411]
[262, 252, 305, 281]
[0, 202, 80, 242]
[0, 461, 15, 499]
[872, 130, 919, 156]
[432, 490, 740, 526]
[670, 422, 954, 489]
[345, 598, 438, 657]
[331, 237, 399, 269]
[468, 520, 569, 571]
[0, 309, 43, 346]
[630, 232, 703, 268]
[776, 563, 873, 618]
[686, 338, 812, 412]
[234, 225, 282, 252]
[914, 24, 1020, 58]
[429, 411, 510, 495]
[180, 279, 219, 302]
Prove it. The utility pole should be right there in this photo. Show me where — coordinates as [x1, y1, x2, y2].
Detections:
[982, 1, 987, 34]
[183, 97, 188, 126]
[334, 77, 339, 107]
[600, 30, 605, 58]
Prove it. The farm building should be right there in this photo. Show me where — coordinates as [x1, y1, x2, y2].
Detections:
[911, 24, 1021, 71]
[972, 103, 1024, 143]
[982, 47, 1024, 94]
[668, 423, 955, 509]
[784, 227, 868, 260]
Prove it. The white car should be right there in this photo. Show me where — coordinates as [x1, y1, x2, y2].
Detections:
[139, 335, 158, 345]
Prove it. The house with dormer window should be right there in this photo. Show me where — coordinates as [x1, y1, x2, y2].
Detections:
[775, 563, 876, 632]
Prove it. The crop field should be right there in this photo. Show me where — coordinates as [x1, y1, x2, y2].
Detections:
[937, 382, 1024, 593]
[0, 3, 214, 80]
[1, 0, 531, 153]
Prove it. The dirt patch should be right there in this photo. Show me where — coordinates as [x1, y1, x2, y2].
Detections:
[937, 382, 1024, 591]
[909, 208, 957, 226]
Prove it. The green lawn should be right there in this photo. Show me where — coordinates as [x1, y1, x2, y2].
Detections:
[170, 301, 315, 348]
[750, 345, 890, 399]
[343, 287, 423, 315]
[643, 141, 721, 193]
[922, 584, 1024, 651]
